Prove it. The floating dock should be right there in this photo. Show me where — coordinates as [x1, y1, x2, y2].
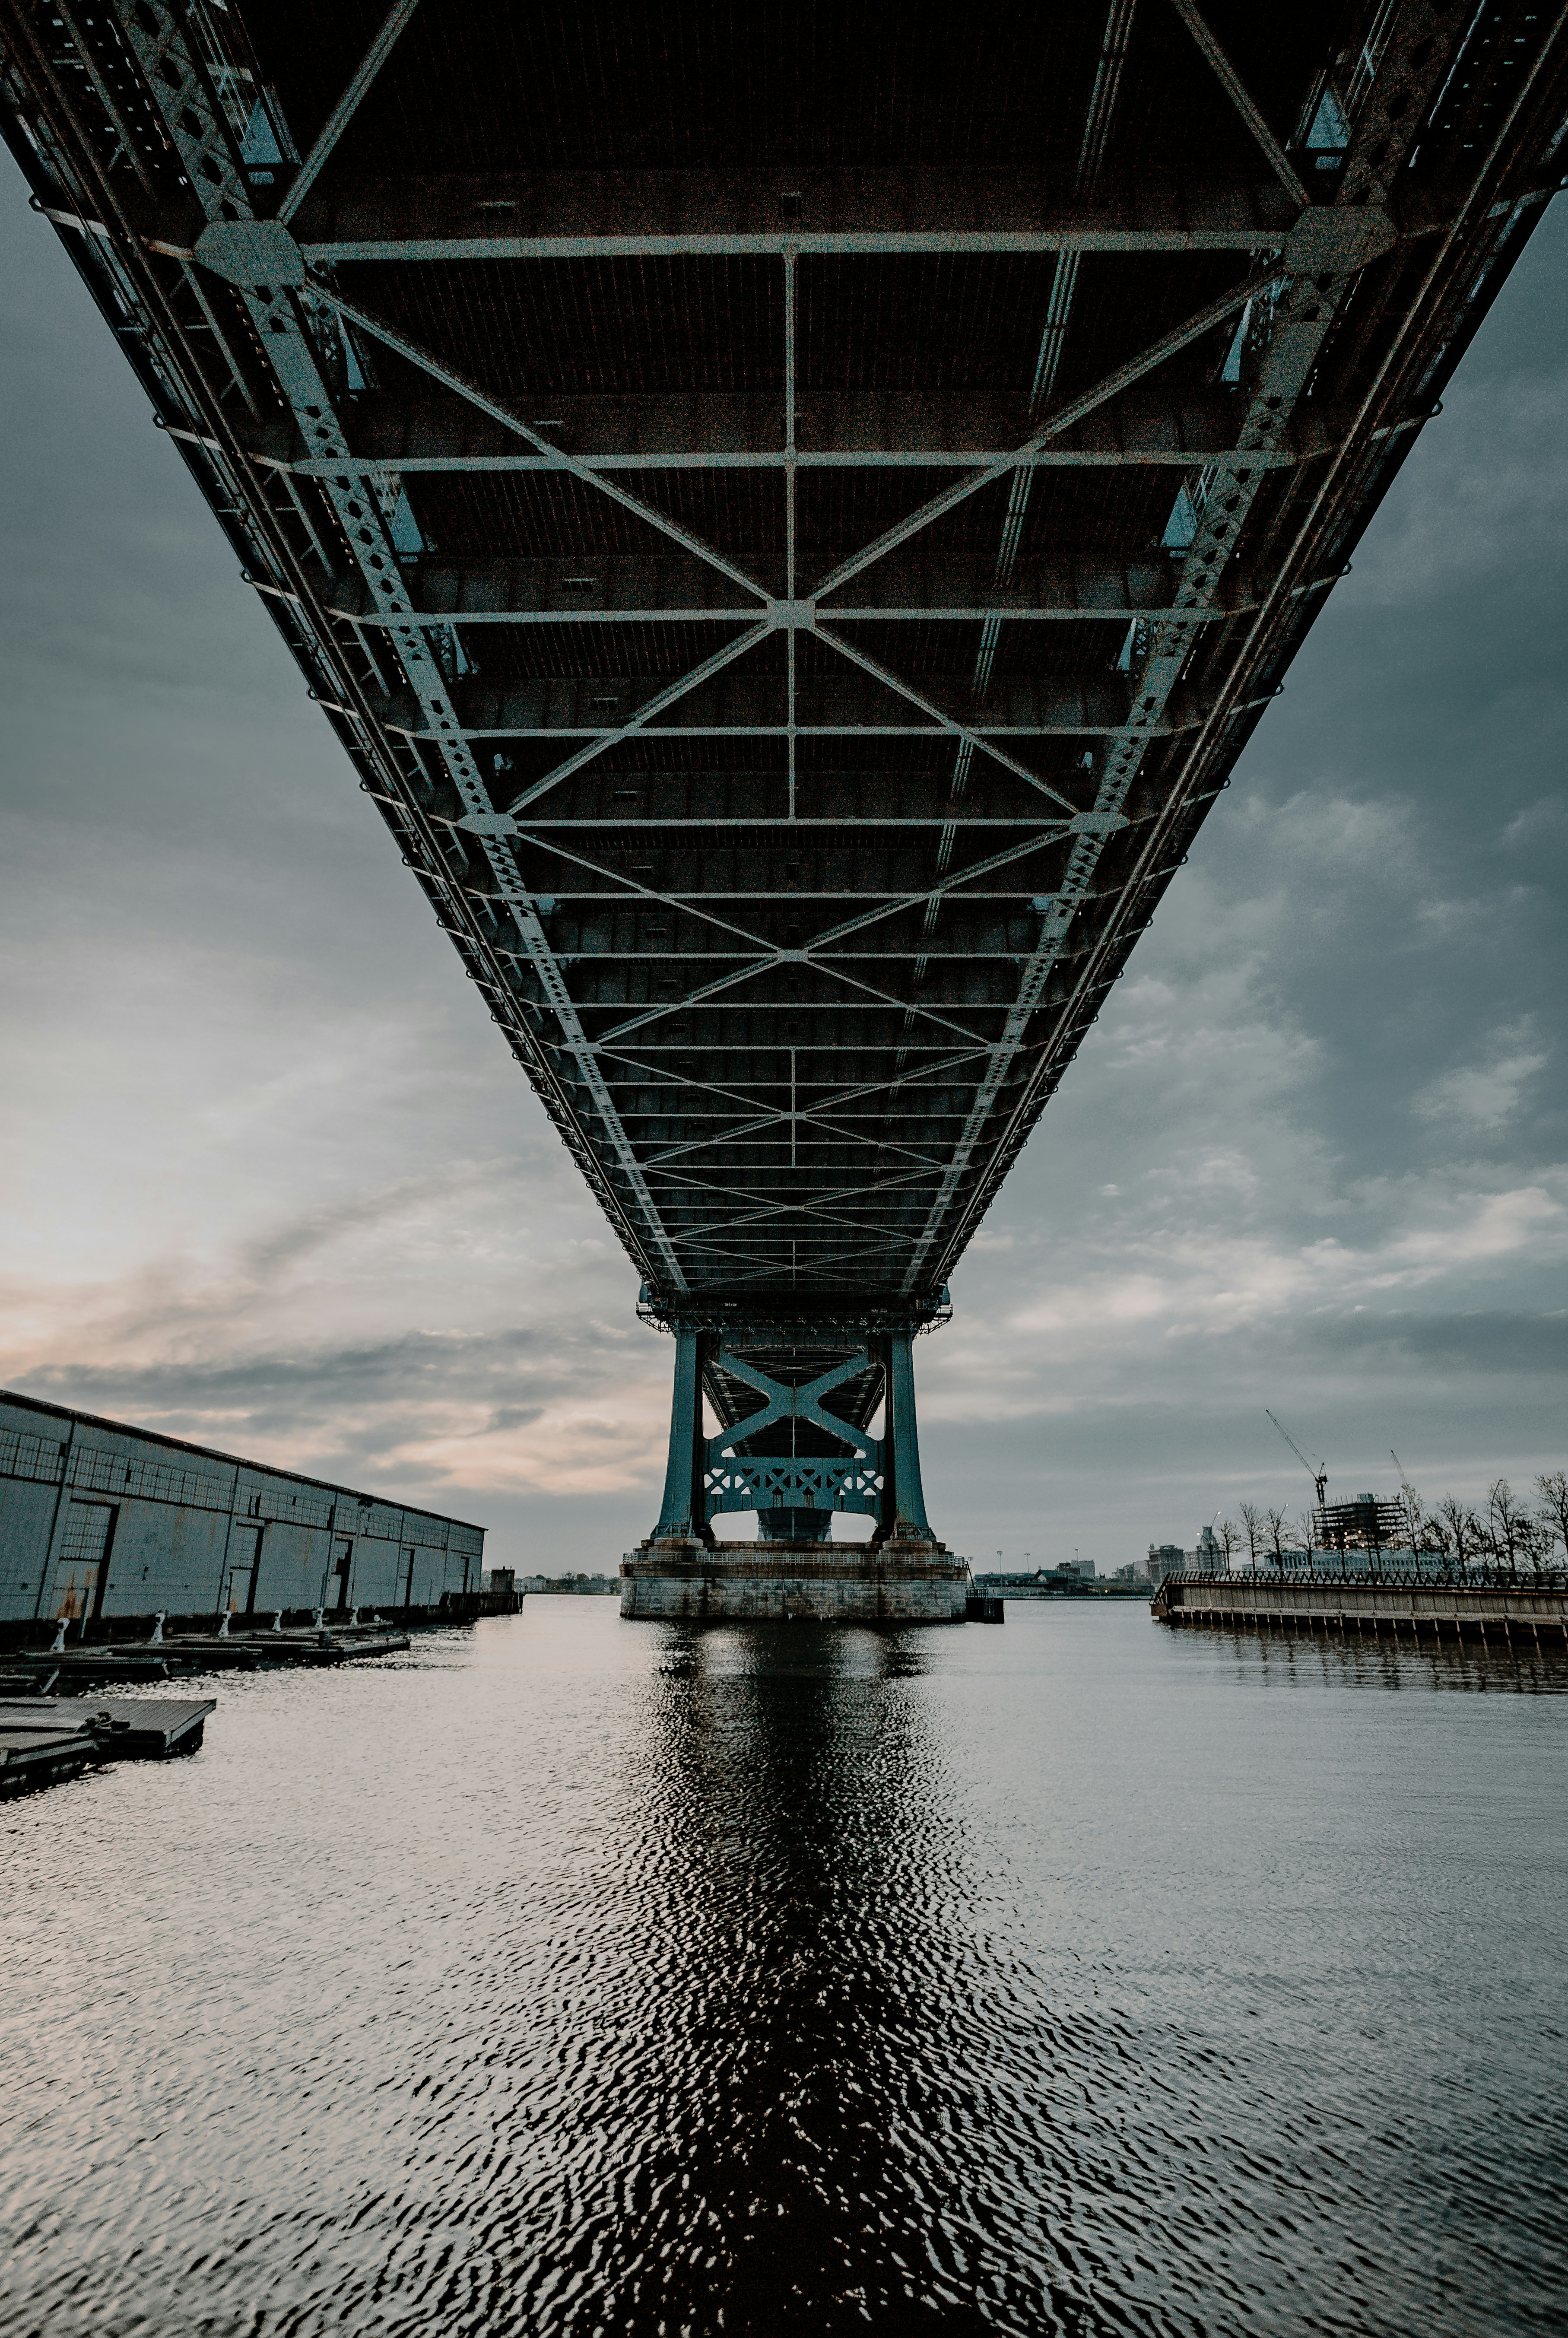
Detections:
[0, 1695, 215, 1795]
[0, 1618, 411, 1689]
[1151, 1573, 1568, 1645]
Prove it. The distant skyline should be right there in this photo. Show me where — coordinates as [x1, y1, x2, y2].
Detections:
[3, 162, 1565, 1573]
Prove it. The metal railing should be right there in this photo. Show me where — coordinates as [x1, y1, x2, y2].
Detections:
[1159, 1565, 1568, 1594]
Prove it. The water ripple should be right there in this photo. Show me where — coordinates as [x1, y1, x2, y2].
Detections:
[2, 1607, 1564, 2335]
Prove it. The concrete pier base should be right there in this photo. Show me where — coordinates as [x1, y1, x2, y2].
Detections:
[620, 1534, 970, 1622]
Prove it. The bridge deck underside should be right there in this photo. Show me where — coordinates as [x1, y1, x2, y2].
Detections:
[4, 0, 1563, 1308]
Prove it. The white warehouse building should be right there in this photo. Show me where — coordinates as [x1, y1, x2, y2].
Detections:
[0, 1390, 485, 1630]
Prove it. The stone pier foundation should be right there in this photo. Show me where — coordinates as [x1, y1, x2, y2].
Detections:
[620, 1534, 968, 1622]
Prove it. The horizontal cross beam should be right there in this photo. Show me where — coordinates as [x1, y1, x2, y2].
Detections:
[375, 676, 1214, 739]
[267, 388, 1334, 475]
[324, 553, 1251, 624]
[290, 168, 1299, 260]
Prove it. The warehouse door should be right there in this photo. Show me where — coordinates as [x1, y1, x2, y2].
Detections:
[52, 1501, 116, 1624]
[226, 1523, 263, 1617]
[330, 1537, 353, 1611]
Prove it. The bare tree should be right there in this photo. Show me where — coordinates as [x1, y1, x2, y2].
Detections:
[1536, 1471, 1568, 1569]
[1216, 1516, 1241, 1570]
[1264, 1505, 1289, 1569]
[1296, 1510, 1319, 1569]
[1488, 1478, 1525, 1576]
[1517, 1509, 1551, 1578]
[1394, 1471, 1424, 1554]
[1239, 1500, 1263, 1570]
[1435, 1493, 1482, 1569]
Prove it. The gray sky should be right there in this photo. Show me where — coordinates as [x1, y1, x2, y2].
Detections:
[3, 158, 1565, 1574]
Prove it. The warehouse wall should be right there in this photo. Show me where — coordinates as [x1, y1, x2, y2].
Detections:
[0, 1393, 484, 1626]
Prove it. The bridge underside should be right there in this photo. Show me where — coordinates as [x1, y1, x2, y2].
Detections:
[3, 0, 1563, 1566]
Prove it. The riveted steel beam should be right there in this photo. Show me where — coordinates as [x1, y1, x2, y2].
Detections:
[289, 167, 1299, 261]
[271, 387, 1330, 475]
[106, 0, 687, 1293]
[1165, 0, 1311, 210]
[10, 0, 1561, 1337]
[808, 280, 1264, 601]
[277, 0, 421, 226]
[368, 672, 1214, 742]
[900, 0, 1473, 1293]
[321, 550, 1255, 623]
[313, 280, 773, 604]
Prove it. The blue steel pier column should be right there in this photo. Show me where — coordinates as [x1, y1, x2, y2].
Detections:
[630, 1305, 962, 1617]
[654, 1327, 711, 1542]
[883, 1327, 933, 1540]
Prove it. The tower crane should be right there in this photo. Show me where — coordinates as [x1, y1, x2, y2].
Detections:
[1264, 1410, 1328, 1509]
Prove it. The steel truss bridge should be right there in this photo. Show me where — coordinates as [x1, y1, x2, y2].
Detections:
[4, 0, 1564, 1550]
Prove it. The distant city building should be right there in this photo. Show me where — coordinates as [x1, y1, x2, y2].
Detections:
[1060, 1558, 1098, 1581]
[1146, 1544, 1189, 1586]
[1315, 1494, 1407, 1556]
[1146, 1525, 1233, 1582]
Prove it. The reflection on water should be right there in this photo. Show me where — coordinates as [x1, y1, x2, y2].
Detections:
[2, 1604, 1564, 2335]
[1202, 1625, 1568, 1697]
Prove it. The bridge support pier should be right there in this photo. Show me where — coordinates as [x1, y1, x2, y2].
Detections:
[651, 1326, 713, 1543]
[627, 1304, 966, 1621]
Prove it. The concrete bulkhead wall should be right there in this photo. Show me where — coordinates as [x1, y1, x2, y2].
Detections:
[0, 1391, 483, 1633]
[1152, 1572, 1568, 1641]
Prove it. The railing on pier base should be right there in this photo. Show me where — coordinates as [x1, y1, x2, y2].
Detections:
[1151, 1569, 1568, 1646]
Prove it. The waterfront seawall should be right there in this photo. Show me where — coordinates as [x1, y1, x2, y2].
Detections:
[1152, 1572, 1568, 1645]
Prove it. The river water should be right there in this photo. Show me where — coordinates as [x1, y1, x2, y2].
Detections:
[3, 1601, 1564, 2336]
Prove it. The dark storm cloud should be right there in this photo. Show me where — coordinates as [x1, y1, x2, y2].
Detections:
[1293, 1308, 1568, 1375]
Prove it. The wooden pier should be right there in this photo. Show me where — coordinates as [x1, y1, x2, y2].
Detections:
[1152, 1573, 1568, 1647]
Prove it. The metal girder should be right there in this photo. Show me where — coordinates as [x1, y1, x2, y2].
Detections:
[704, 1456, 884, 1520]
[289, 167, 1299, 261]
[9, 0, 1563, 1337]
[1166, 0, 1312, 211]
[316, 281, 774, 601]
[272, 387, 1332, 474]
[807, 276, 1314, 602]
[277, 1, 420, 226]
[707, 1350, 875, 1453]
[372, 672, 1212, 742]
[322, 552, 1253, 623]
[900, 0, 1480, 1293]
[106, 0, 686, 1293]
[0, 13, 638, 1259]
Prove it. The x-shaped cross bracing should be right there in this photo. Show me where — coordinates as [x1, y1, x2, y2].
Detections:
[514, 826, 1079, 1057]
[312, 273, 1259, 812]
[707, 1352, 879, 1462]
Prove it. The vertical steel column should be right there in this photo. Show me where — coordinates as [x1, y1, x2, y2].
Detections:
[654, 1328, 709, 1540]
[884, 1327, 933, 1540]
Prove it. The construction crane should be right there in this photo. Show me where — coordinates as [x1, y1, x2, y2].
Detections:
[1264, 1410, 1328, 1509]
